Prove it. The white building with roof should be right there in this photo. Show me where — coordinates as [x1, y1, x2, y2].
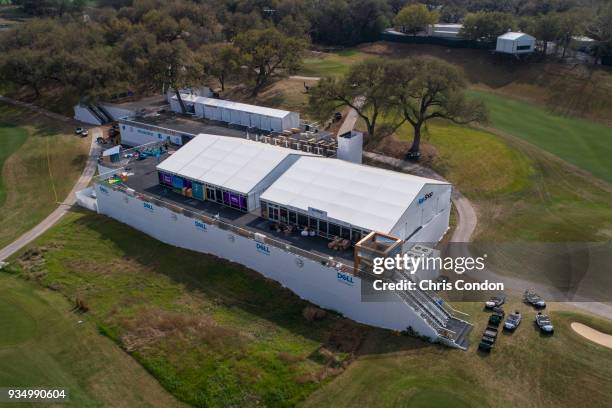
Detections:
[171, 94, 300, 132]
[496, 32, 535, 54]
[156, 134, 310, 211]
[260, 156, 451, 243]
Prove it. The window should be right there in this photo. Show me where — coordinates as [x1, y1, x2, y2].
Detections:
[288, 211, 297, 225]
[215, 188, 223, 203]
[318, 220, 328, 235]
[279, 207, 288, 223]
[309, 217, 318, 229]
[340, 227, 351, 240]
[517, 45, 531, 50]
[298, 213, 308, 227]
[206, 187, 216, 201]
[328, 223, 341, 237]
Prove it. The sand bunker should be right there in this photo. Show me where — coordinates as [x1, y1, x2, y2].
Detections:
[571, 322, 612, 349]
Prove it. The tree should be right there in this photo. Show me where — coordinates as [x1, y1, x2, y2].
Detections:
[308, 58, 397, 140]
[197, 43, 241, 92]
[148, 40, 201, 113]
[530, 13, 562, 55]
[585, 4, 612, 63]
[234, 28, 307, 96]
[394, 4, 438, 35]
[460, 12, 515, 42]
[557, 12, 584, 58]
[388, 58, 487, 156]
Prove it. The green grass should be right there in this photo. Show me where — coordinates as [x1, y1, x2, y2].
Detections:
[303, 300, 612, 408]
[389, 119, 612, 243]
[6, 210, 368, 407]
[299, 50, 368, 77]
[0, 273, 183, 407]
[0, 123, 28, 206]
[7, 211, 612, 408]
[0, 103, 89, 249]
[469, 89, 612, 183]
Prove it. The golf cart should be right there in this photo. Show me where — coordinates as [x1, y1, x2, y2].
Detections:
[479, 329, 497, 352]
[504, 311, 522, 331]
[485, 294, 506, 309]
[488, 309, 505, 326]
[524, 290, 546, 309]
[535, 312, 554, 334]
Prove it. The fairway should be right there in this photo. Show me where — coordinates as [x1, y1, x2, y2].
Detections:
[0, 123, 28, 206]
[0, 273, 183, 407]
[0, 103, 89, 249]
[469, 89, 612, 183]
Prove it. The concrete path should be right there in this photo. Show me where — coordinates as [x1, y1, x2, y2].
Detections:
[0, 98, 102, 262]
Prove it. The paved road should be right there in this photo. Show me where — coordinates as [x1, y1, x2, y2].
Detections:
[288, 75, 321, 81]
[0, 99, 102, 262]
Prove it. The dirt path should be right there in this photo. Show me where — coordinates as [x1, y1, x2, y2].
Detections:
[0, 98, 102, 262]
[571, 322, 612, 349]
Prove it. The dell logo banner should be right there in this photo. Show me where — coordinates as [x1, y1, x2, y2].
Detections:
[418, 192, 433, 205]
[256, 243, 270, 255]
[99, 185, 109, 195]
[337, 272, 355, 286]
[143, 202, 154, 212]
[195, 220, 207, 231]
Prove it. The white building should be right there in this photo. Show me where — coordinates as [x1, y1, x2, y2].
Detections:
[156, 134, 310, 212]
[170, 94, 300, 133]
[496, 32, 536, 54]
[260, 155, 451, 244]
[427, 23, 463, 38]
[82, 134, 471, 349]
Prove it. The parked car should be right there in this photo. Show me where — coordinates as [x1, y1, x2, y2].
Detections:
[504, 311, 522, 331]
[81, 129, 89, 137]
[485, 294, 506, 309]
[535, 312, 554, 334]
[524, 290, 546, 308]
[333, 112, 342, 121]
[488, 309, 505, 326]
[75, 127, 84, 135]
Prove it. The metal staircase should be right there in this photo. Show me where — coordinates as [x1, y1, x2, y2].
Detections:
[391, 269, 473, 349]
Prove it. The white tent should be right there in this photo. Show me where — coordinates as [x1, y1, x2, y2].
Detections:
[260, 156, 451, 240]
[496, 32, 535, 54]
[156, 134, 309, 210]
[171, 95, 300, 132]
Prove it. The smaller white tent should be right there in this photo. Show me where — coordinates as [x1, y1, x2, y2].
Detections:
[496, 32, 536, 54]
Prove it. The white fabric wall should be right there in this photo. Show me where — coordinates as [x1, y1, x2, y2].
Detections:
[74, 105, 102, 125]
[120, 124, 182, 146]
[390, 183, 451, 243]
[94, 184, 439, 338]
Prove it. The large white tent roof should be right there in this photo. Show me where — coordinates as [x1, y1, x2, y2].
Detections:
[260, 156, 449, 233]
[178, 94, 294, 119]
[156, 134, 307, 194]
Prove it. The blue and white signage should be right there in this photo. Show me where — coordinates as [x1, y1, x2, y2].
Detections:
[337, 272, 355, 286]
[256, 242, 271, 255]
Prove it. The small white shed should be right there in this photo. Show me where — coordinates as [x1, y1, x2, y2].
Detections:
[496, 32, 536, 54]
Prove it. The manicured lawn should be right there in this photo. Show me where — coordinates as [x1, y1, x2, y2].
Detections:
[0, 273, 183, 407]
[469, 89, 612, 183]
[0, 123, 28, 206]
[303, 300, 612, 408]
[299, 50, 368, 78]
[7, 211, 612, 408]
[6, 210, 367, 407]
[0, 103, 89, 249]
